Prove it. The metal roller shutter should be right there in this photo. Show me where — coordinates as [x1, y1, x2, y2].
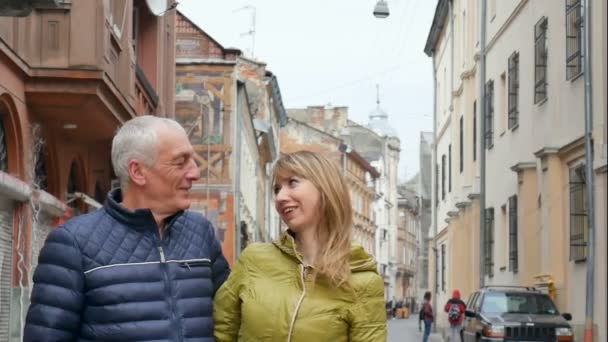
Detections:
[0, 198, 14, 340]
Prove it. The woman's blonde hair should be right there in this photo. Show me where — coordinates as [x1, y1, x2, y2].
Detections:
[272, 150, 353, 288]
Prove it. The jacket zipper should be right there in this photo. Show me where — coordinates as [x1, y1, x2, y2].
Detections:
[287, 264, 308, 342]
[157, 232, 183, 341]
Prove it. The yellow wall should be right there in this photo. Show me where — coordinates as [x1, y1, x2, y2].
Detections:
[519, 167, 541, 286]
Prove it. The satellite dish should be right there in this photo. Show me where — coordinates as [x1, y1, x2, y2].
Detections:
[145, 0, 168, 16]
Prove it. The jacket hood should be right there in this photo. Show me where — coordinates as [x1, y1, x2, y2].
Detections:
[452, 290, 461, 299]
[273, 231, 378, 273]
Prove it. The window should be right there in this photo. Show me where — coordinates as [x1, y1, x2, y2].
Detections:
[566, 0, 583, 79]
[441, 244, 446, 292]
[448, 144, 452, 192]
[473, 101, 477, 161]
[441, 154, 446, 200]
[534, 17, 548, 103]
[435, 164, 439, 206]
[569, 163, 587, 262]
[485, 80, 494, 148]
[508, 52, 520, 129]
[509, 195, 518, 273]
[132, 5, 139, 59]
[485, 208, 495, 277]
[459, 117, 464, 173]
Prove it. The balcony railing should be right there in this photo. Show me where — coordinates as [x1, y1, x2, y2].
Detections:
[193, 145, 232, 184]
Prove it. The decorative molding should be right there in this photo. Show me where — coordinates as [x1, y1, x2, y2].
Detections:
[510, 162, 537, 173]
[558, 136, 585, 156]
[533, 147, 560, 159]
[467, 193, 480, 200]
[455, 201, 471, 209]
[484, 0, 530, 56]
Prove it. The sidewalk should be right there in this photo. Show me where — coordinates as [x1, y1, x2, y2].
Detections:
[387, 315, 444, 342]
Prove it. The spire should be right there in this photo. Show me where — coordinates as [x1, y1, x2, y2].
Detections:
[369, 84, 388, 120]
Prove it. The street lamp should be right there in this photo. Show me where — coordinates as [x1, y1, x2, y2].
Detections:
[373, 0, 390, 19]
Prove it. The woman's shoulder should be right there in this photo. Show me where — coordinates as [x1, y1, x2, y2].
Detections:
[238, 242, 282, 264]
[349, 270, 384, 298]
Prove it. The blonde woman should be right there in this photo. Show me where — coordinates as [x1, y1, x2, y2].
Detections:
[214, 150, 387, 342]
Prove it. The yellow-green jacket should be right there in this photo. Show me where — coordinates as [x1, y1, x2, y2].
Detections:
[214, 232, 387, 342]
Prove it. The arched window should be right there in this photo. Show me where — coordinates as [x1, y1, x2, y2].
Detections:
[0, 115, 8, 172]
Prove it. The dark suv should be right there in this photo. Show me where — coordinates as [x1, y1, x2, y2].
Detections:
[462, 286, 574, 342]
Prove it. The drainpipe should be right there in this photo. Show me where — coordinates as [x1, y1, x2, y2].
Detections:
[431, 51, 438, 333]
[234, 83, 242, 257]
[450, 0, 455, 112]
[478, 0, 487, 289]
[582, 0, 596, 340]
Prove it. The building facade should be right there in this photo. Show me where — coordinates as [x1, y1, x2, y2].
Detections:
[424, 0, 607, 340]
[396, 185, 420, 305]
[0, 1, 177, 340]
[281, 107, 380, 255]
[342, 106, 401, 302]
[174, 11, 286, 265]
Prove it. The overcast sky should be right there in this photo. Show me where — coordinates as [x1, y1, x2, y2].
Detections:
[178, 0, 437, 182]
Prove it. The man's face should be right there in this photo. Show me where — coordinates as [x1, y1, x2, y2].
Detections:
[141, 125, 200, 215]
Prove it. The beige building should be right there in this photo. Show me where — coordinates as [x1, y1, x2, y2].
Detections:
[396, 185, 420, 304]
[424, 0, 606, 340]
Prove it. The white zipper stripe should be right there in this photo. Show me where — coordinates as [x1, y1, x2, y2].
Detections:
[84, 258, 212, 275]
[287, 264, 307, 342]
[84, 261, 160, 274]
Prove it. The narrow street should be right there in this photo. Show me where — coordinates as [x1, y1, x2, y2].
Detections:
[388, 316, 444, 342]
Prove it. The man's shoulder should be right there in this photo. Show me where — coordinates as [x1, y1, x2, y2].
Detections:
[60, 208, 110, 235]
[181, 210, 211, 226]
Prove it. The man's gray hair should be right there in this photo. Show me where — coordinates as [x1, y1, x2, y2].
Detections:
[111, 115, 185, 187]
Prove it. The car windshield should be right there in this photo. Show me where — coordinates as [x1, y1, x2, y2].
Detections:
[481, 293, 559, 315]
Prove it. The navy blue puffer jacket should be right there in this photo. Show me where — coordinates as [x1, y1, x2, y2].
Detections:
[24, 189, 230, 341]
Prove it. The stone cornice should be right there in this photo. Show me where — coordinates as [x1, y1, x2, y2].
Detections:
[510, 162, 537, 173]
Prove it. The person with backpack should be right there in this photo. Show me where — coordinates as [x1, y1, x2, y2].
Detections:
[444, 289, 467, 342]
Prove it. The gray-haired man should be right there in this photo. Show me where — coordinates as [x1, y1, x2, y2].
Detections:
[25, 115, 229, 341]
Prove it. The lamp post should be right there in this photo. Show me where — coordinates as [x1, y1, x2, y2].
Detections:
[373, 0, 389, 18]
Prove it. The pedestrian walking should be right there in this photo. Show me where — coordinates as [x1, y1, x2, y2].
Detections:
[213, 151, 387, 341]
[391, 296, 398, 319]
[420, 291, 434, 342]
[24, 115, 230, 341]
[444, 289, 466, 342]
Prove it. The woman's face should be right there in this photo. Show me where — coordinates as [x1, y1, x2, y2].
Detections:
[274, 174, 322, 233]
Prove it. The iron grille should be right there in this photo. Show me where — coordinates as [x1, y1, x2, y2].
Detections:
[508, 52, 519, 129]
[534, 17, 548, 103]
[569, 163, 587, 262]
[485, 80, 494, 149]
[566, 0, 583, 80]
[505, 326, 556, 341]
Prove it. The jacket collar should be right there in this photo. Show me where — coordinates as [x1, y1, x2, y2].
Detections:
[272, 230, 378, 273]
[273, 230, 306, 264]
[105, 188, 184, 229]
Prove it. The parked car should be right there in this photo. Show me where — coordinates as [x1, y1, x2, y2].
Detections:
[462, 286, 574, 342]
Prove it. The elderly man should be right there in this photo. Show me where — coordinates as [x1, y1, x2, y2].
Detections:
[24, 115, 229, 341]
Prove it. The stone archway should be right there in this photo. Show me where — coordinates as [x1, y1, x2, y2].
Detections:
[0, 94, 25, 177]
